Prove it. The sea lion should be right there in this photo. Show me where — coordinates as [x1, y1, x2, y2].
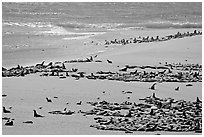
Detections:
[107, 60, 113, 64]
[149, 83, 157, 90]
[119, 67, 127, 71]
[77, 101, 82, 105]
[33, 110, 44, 118]
[3, 106, 11, 113]
[2, 94, 7, 97]
[5, 119, 14, 126]
[46, 97, 52, 102]
[62, 63, 66, 69]
[186, 83, 193, 87]
[23, 121, 33, 124]
[196, 97, 202, 103]
[175, 87, 180, 91]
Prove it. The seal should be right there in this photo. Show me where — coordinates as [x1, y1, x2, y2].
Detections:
[33, 110, 44, 118]
[3, 106, 11, 113]
[149, 83, 157, 90]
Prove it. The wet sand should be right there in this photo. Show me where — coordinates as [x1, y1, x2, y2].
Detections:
[2, 28, 202, 135]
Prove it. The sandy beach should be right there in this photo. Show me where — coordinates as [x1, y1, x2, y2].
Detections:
[2, 2, 202, 135]
[2, 28, 202, 135]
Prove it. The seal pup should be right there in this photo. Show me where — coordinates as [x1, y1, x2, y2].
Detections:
[33, 110, 44, 118]
[3, 106, 11, 113]
[149, 83, 157, 90]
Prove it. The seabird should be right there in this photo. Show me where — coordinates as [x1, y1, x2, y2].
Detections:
[46, 97, 52, 102]
[3, 107, 11, 113]
[149, 83, 157, 90]
[33, 110, 44, 118]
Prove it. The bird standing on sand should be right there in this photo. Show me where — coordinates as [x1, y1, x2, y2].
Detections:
[3, 107, 11, 113]
[46, 97, 52, 102]
[107, 60, 113, 64]
[33, 110, 44, 118]
[149, 83, 157, 90]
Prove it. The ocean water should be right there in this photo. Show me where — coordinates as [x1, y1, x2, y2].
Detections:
[2, 2, 202, 37]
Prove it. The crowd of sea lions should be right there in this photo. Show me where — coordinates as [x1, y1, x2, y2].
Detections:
[86, 63, 202, 82]
[2, 60, 202, 83]
[86, 93, 202, 133]
[104, 30, 202, 46]
[2, 91, 202, 134]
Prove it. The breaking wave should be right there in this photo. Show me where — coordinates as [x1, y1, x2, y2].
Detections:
[142, 21, 202, 29]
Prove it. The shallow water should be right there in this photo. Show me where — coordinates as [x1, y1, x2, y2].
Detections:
[2, 2, 202, 35]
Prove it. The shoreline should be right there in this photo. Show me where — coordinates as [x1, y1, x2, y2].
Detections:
[2, 28, 202, 68]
